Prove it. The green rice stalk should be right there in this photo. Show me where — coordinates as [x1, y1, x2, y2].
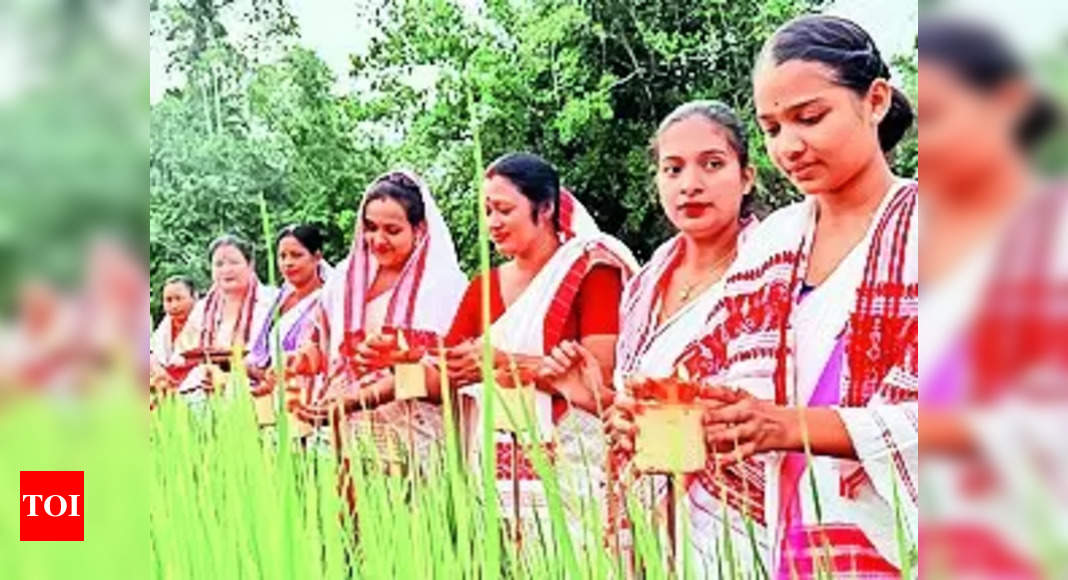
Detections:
[464, 56, 502, 580]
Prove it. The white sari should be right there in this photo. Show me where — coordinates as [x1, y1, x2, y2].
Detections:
[149, 315, 183, 368]
[459, 189, 638, 543]
[681, 180, 919, 577]
[611, 220, 760, 577]
[310, 170, 467, 467]
[170, 279, 278, 399]
[920, 185, 1068, 578]
[247, 262, 332, 371]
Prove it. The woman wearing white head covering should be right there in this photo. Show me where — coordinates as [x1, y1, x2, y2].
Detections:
[292, 170, 468, 466]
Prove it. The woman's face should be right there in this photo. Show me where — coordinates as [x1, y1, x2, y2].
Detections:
[754, 59, 890, 196]
[656, 116, 753, 239]
[918, 60, 1027, 198]
[484, 175, 554, 258]
[211, 244, 252, 295]
[162, 282, 195, 320]
[363, 196, 420, 269]
[277, 235, 320, 289]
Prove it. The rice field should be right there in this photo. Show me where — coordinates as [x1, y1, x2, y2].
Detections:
[147, 367, 736, 579]
[146, 79, 915, 580]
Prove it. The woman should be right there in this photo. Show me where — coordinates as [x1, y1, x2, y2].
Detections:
[296, 170, 467, 467]
[919, 18, 1064, 578]
[245, 225, 331, 424]
[149, 276, 197, 379]
[610, 15, 918, 578]
[549, 101, 759, 572]
[170, 235, 277, 398]
[442, 152, 637, 542]
[247, 224, 331, 376]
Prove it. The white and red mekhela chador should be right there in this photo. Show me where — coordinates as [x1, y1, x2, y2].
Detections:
[247, 261, 332, 372]
[609, 218, 760, 576]
[454, 189, 637, 542]
[306, 170, 467, 466]
[150, 313, 187, 370]
[678, 180, 919, 578]
[921, 185, 1068, 578]
[170, 279, 278, 401]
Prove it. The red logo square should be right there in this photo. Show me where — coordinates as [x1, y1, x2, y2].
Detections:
[19, 471, 84, 541]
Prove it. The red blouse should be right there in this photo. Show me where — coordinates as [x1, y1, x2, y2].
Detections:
[170, 318, 187, 344]
[445, 264, 623, 348]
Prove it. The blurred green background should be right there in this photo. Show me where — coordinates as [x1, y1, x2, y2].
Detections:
[0, 1, 147, 315]
[1, 1, 147, 577]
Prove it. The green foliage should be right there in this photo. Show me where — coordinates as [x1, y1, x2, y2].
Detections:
[352, 0, 830, 272]
[0, 2, 147, 314]
[891, 45, 918, 178]
[150, 1, 382, 314]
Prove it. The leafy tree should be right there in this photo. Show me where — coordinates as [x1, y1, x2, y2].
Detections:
[352, 0, 831, 271]
[150, 1, 380, 316]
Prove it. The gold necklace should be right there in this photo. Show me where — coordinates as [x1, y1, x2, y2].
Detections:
[678, 249, 737, 303]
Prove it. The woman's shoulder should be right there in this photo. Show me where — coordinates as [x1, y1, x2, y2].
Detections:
[758, 197, 814, 229]
[459, 267, 501, 298]
[732, 200, 811, 249]
[582, 262, 624, 290]
[465, 266, 500, 285]
[254, 284, 280, 307]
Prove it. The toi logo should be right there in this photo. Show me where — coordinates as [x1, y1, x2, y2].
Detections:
[20, 471, 84, 541]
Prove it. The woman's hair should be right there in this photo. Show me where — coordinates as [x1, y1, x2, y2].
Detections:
[919, 17, 1060, 149]
[276, 223, 324, 255]
[760, 14, 914, 152]
[364, 171, 427, 226]
[651, 100, 755, 217]
[486, 152, 561, 231]
[163, 275, 197, 298]
[208, 234, 254, 264]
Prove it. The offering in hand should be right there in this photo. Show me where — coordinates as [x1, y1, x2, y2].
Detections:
[253, 392, 276, 426]
[629, 366, 707, 474]
[283, 384, 313, 438]
[181, 346, 247, 372]
[492, 358, 550, 440]
[385, 328, 428, 400]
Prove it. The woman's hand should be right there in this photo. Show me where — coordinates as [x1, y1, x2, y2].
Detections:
[293, 397, 334, 425]
[200, 365, 216, 393]
[249, 366, 276, 397]
[435, 340, 484, 386]
[493, 362, 538, 390]
[539, 340, 612, 413]
[700, 386, 797, 468]
[286, 344, 323, 377]
[149, 364, 176, 393]
[352, 333, 395, 373]
[604, 396, 638, 464]
[247, 364, 267, 382]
